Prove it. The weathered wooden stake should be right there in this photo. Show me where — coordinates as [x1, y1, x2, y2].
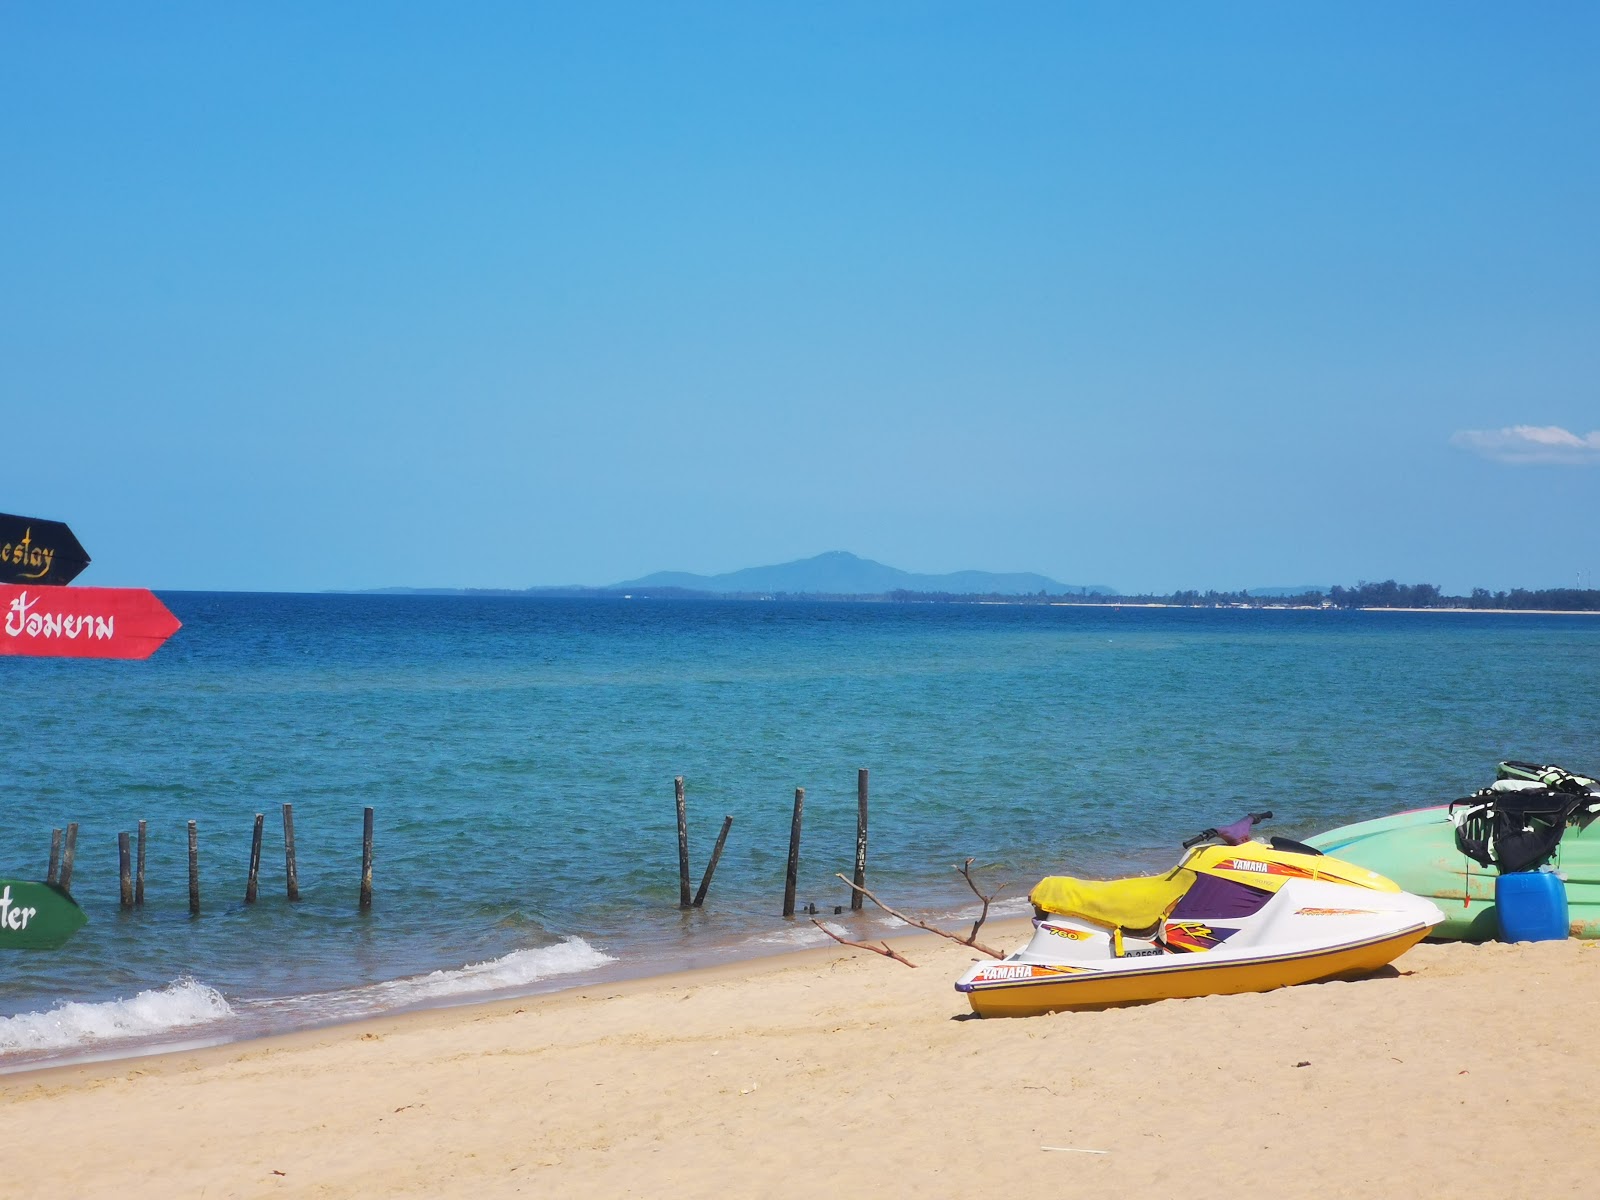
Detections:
[47, 829, 61, 885]
[852, 768, 869, 912]
[782, 787, 805, 918]
[693, 815, 734, 908]
[60, 822, 79, 893]
[359, 806, 374, 911]
[675, 776, 692, 908]
[282, 803, 301, 901]
[188, 820, 201, 916]
[118, 832, 134, 909]
[245, 813, 264, 903]
[136, 820, 147, 906]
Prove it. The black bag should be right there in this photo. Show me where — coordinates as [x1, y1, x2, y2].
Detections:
[1451, 788, 1584, 874]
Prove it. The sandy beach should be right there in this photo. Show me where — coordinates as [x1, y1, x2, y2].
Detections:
[5, 921, 1599, 1199]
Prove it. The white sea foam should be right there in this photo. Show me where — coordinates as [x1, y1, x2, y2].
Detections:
[0, 979, 234, 1055]
[367, 937, 616, 1006]
[247, 936, 619, 1026]
[924, 895, 1033, 924]
[0, 941, 615, 1066]
[747, 924, 834, 949]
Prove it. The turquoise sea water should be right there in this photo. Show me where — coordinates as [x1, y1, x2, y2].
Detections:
[3, 594, 1597, 1067]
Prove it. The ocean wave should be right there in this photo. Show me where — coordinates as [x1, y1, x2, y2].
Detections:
[0, 979, 234, 1055]
[246, 936, 618, 1024]
[373, 937, 617, 1005]
[923, 895, 1033, 924]
[745, 924, 834, 949]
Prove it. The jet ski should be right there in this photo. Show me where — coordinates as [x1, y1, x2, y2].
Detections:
[955, 812, 1443, 1017]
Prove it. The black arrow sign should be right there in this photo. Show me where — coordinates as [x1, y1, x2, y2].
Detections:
[0, 513, 91, 586]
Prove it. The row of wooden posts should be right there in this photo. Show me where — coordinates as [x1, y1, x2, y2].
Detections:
[46, 769, 871, 920]
[46, 804, 378, 914]
[674, 768, 870, 917]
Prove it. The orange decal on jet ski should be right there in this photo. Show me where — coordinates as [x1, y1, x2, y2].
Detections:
[1294, 907, 1378, 916]
[1219, 858, 1318, 880]
[968, 963, 1088, 984]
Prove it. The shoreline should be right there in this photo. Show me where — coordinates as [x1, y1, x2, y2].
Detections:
[4, 919, 942, 1088]
[1046, 601, 1600, 615]
[0, 912, 958, 1077]
[173, 588, 1600, 615]
[4, 924, 1598, 1197]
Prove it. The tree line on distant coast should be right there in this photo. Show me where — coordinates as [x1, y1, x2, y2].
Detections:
[884, 580, 1600, 611]
[1166, 580, 1599, 611]
[1333, 581, 1600, 611]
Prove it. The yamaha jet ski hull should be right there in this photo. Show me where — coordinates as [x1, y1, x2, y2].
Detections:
[956, 837, 1443, 1017]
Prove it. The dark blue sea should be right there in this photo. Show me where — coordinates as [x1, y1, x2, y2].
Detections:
[3, 593, 1597, 1067]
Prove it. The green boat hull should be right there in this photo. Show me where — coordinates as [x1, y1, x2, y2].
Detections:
[1306, 807, 1600, 941]
[0, 879, 88, 950]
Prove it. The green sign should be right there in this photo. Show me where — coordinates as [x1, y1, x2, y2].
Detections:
[0, 879, 88, 950]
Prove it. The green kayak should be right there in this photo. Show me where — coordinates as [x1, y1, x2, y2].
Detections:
[1306, 806, 1600, 941]
[0, 878, 88, 950]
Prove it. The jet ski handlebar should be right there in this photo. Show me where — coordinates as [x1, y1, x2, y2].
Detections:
[1182, 810, 1274, 850]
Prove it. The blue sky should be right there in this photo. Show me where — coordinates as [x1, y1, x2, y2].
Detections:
[3, 4, 1596, 594]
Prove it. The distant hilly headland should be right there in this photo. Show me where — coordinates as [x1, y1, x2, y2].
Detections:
[611, 551, 1112, 597]
[366, 551, 1111, 598]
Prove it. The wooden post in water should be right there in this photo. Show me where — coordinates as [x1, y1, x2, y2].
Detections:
[136, 820, 147, 906]
[47, 829, 61, 885]
[60, 823, 79, 893]
[245, 813, 264, 903]
[693, 815, 734, 908]
[188, 820, 201, 916]
[118, 832, 134, 909]
[782, 787, 805, 918]
[282, 803, 301, 901]
[851, 768, 869, 912]
[675, 776, 692, 909]
[359, 807, 374, 911]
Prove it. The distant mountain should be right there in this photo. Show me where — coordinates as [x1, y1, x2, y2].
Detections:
[612, 551, 1113, 597]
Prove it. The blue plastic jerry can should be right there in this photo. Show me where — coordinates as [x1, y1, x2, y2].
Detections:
[1495, 868, 1569, 942]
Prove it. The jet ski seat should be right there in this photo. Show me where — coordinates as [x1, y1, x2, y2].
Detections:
[1029, 868, 1197, 935]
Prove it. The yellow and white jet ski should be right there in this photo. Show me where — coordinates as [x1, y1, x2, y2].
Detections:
[956, 812, 1443, 1017]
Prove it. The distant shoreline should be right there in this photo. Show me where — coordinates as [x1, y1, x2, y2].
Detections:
[348, 588, 1600, 616]
[345, 550, 1600, 613]
[1035, 601, 1600, 616]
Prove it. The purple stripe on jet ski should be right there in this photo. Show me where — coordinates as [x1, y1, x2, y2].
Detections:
[1169, 872, 1273, 921]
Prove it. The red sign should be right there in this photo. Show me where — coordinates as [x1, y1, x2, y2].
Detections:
[0, 584, 181, 660]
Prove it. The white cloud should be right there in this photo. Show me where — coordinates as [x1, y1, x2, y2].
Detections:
[1450, 425, 1600, 465]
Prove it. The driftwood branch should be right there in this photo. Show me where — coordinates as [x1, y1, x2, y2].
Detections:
[834, 873, 1006, 959]
[811, 919, 917, 967]
[956, 857, 1010, 949]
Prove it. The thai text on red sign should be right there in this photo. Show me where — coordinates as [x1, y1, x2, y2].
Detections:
[0, 584, 181, 660]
